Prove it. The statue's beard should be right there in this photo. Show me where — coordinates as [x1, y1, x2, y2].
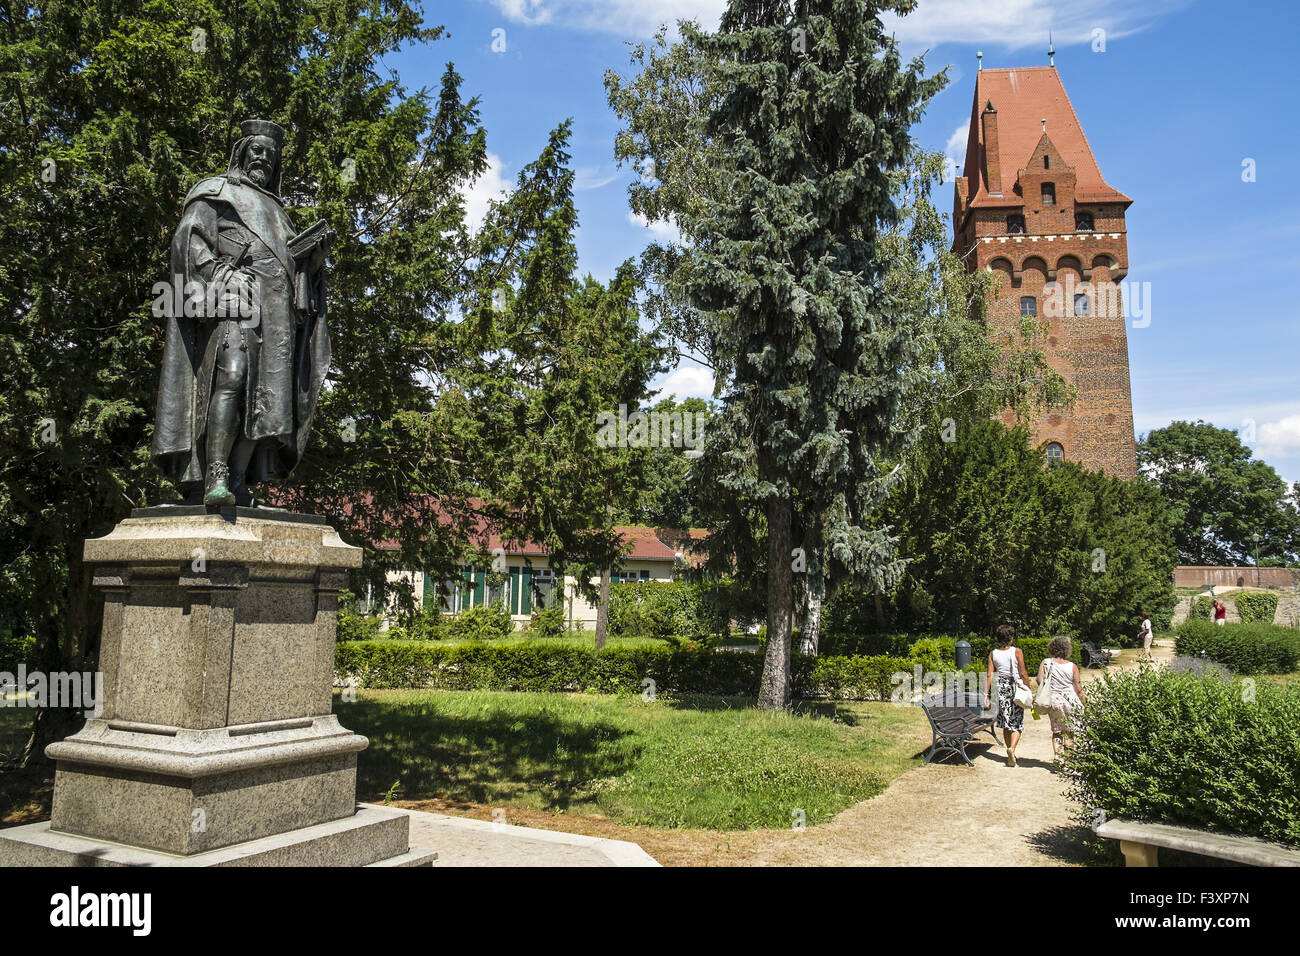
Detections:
[247, 164, 270, 186]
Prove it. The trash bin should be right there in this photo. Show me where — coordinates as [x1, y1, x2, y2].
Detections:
[955, 639, 971, 670]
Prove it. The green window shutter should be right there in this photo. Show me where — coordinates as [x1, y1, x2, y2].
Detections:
[422, 571, 432, 609]
[520, 568, 532, 615]
[473, 569, 485, 607]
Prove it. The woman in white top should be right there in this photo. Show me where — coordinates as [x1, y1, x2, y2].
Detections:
[1038, 635, 1086, 757]
[982, 624, 1032, 767]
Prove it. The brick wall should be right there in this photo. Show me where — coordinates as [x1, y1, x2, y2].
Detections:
[956, 107, 1137, 479]
[1173, 566, 1300, 589]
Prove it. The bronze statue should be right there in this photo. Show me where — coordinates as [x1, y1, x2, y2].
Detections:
[151, 119, 333, 506]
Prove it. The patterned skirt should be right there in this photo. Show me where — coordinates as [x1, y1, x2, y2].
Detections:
[995, 675, 1024, 732]
[1048, 690, 1083, 735]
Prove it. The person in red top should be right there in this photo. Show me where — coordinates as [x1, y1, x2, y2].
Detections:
[1213, 599, 1227, 626]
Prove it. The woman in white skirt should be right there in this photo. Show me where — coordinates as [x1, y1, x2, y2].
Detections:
[982, 624, 1032, 767]
[1038, 636, 1086, 757]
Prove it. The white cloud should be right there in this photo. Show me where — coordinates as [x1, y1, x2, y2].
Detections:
[653, 364, 714, 400]
[575, 166, 619, 192]
[491, 0, 553, 26]
[1256, 414, 1300, 461]
[627, 210, 681, 245]
[481, 0, 1184, 45]
[943, 120, 969, 177]
[884, 0, 1189, 51]
[461, 152, 510, 234]
[482, 0, 724, 36]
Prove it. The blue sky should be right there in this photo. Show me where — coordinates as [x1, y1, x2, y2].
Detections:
[385, 0, 1300, 481]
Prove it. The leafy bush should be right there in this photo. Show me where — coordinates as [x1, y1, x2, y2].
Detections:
[1235, 591, 1279, 625]
[1063, 668, 1300, 847]
[525, 605, 566, 639]
[907, 637, 945, 671]
[1174, 618, 1300, 674]
[1189, 596, 1212, 620]
[0, 630, 35, 671]
[608, 581, 720, 639]
[335, 640, 915, 701]
[822, 632, 911, 657]
[819, 633, 1077, 675]
[386, 604, 450, 641]
[447, 602, 513, 642]
[337, 598, 382, 643]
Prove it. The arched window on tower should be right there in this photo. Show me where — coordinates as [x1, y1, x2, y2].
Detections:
[1046, 442, 1065, 465]
[1041, 182, 1056, 206]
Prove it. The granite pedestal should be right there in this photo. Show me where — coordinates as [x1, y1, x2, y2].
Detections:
[0, 507, 434, 867]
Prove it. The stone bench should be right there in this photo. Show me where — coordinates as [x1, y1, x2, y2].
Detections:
[1095, 818, 1300, 867]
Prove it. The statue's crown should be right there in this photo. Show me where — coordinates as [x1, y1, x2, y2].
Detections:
[239, 119, 285, 146]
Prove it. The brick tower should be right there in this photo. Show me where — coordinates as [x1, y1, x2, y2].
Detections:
[953, 66, 1137, 479]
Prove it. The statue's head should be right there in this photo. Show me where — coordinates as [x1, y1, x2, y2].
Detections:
[228, 119, 285, 195]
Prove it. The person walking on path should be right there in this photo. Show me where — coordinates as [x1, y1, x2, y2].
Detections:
[1037, 636, 1086, 758]
[1138, 612, 1155, 663]
[983, 624, 1033, 767]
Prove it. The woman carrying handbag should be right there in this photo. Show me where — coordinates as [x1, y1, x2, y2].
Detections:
[983, 625, 1034, 767]
[1036, 636, 1087, 758]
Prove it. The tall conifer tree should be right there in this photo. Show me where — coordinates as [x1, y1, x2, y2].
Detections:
[681, 1, 944, 708]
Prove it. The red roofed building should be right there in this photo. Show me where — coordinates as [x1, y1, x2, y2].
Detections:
[953, 65, 1137, 478]
[402, 524, 680, 630]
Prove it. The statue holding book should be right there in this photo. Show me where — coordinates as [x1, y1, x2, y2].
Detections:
[151, 119, 334, 506]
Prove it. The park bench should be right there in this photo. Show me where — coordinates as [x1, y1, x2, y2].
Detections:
[1095, 818, 1300, 867]
[920, 691, 998, 766]
[1082, 640, 1119, 668]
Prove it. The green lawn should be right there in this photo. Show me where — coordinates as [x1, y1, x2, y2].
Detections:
[0, 704, 53, 825]
[337, 688, 928, 830]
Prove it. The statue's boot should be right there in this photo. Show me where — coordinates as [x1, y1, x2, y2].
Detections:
[203, 462, 237, 507]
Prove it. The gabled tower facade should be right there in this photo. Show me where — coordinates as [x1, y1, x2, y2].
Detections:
[953, 66, 1137, 479]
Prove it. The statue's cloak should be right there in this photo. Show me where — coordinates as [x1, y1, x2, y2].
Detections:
[151, 174, 330, 493]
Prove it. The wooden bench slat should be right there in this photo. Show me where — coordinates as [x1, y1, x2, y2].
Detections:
[1096, 819, 1300, 867]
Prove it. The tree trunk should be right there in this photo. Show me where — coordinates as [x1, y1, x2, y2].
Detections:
[759, 496, 794, 710]
[799, 587, 821, 656]
[594, 566, 611, 650]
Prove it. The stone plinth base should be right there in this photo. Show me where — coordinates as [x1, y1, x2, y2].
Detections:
[0, 806, 435, 867]
[1, 508, 433, 868]
[47, 715, 366, 854]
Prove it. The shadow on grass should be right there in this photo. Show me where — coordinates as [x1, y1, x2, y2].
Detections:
[339, 697, 637, 812]
[657, 695, 879, 728]
[0, 765, 54, 826]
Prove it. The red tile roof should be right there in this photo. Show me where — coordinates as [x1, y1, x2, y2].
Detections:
[961, 66, 1131, 209]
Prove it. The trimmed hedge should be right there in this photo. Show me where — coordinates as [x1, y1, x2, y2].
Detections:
[1175, 618, 1300, 674]
[1235, 591, 1280, 625]
[609, 581, 721, 640]
[1063, 668, 1300, 847]
[822, 633, 1080, 675]
[335, 641, 918, 701]
[1189, 596, 1213, 620]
